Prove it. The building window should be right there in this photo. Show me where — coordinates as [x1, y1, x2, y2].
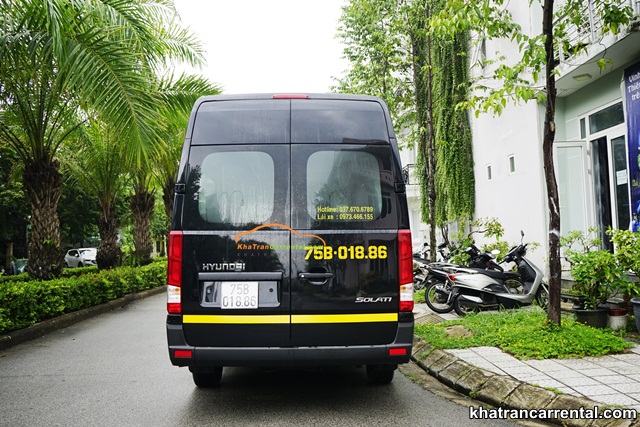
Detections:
[508, 155, 516, 174]
[588, 102, 624, 134]
[487, 164, 492, 180]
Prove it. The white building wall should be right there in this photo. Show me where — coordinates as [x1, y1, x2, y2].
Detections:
[467, 1, 549, 270]
[562, 69, 629, 141]
[471, 100, 549, 271]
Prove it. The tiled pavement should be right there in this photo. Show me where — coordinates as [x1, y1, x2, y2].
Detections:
[414, 304, 640, 413]
[446, 345, 640, 412]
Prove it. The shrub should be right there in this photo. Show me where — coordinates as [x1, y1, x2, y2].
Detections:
[570, 250, 629, 309]
[0, 262, 166, 334]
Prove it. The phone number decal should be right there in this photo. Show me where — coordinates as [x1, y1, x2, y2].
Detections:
[305, 245, 388, 261]
[316, 205, 375, 221]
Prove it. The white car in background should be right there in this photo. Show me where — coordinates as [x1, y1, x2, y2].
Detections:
[64, 248, 97, 268]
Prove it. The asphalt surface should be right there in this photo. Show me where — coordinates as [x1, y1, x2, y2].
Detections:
[2, 289, 639, 426]
[0, 291, 517, 427]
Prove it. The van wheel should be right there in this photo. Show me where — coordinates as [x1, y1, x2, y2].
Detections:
[192, 367, 223, 388]
[366, 365, 395, 385]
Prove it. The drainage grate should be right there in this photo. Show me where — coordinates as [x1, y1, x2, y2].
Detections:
[414, 314, 445, 325]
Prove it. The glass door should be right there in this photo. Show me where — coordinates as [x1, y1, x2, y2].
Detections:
[591, 133, 629, 249]
[612, 136, 630, 231]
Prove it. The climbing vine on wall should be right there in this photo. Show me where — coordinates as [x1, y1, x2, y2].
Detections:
[433, 29, 474, 225]
[336, 0, 475, 233]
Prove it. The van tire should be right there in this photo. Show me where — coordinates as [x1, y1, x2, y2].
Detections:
[366, 365, 395, 385]
[192, 367, 223, 388]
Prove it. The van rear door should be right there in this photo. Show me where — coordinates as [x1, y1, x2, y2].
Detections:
[289, 99, 403, 347]
[179, 99, 292, 348]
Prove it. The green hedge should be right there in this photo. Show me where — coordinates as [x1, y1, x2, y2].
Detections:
[0, 262, 166, 334]
[0, 265, 101, 285]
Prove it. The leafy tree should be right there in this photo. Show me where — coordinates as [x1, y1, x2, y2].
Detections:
[58, 180, 101, 248]
[0, 0, 204, 279]
[336, 0, 474, 261]
[0, 145, 29, 270]
[429, 0, 633, 324]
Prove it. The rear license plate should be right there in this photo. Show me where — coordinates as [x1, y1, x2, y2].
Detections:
[220, 282, 259, 309]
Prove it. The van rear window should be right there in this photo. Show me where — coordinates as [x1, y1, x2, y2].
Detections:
[190, 99, 390, 144]
[307, 151, 382, 221]
[291, 100, 389, 143]
[198, 152, 274, 225]
[192, 100, 290, 144]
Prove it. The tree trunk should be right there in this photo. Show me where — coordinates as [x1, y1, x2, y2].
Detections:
[130, 182, 155, 265]
[96, 201, 121, 269]
[543, 0, 562, 326]
[425, 12, 437, 263]
[5, 242, 13, 273]
[22, 154, 63, 280]
[162, 176, 175, 239]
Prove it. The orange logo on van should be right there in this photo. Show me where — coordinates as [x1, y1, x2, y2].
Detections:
[234, 224, 327, 247]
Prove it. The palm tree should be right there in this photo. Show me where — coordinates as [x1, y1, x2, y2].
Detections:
[0, 0, 204, 279]
[64, 120, 128, 269]
[130, 73, 220, 265]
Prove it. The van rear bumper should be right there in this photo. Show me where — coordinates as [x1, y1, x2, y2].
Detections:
[167, 321, 413, 368]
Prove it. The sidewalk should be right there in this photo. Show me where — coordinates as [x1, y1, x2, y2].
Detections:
[412, 303, 640, 426]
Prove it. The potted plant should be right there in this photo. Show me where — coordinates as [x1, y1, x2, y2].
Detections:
[561, 228, 631, 328]
[569, 249, 629, 328]
[607, 228, 640, 332]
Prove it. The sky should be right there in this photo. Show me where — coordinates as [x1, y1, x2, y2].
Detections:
[172, 0, 349, 94]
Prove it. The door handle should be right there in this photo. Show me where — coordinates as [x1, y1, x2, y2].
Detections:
[298, 272, 334, 285]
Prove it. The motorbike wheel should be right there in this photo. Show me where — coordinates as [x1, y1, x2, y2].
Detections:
[424, 281, 454, 313]
[536, 285, 549, 310]
[453, 296, 477, 317]
[413, 275, 427, 291]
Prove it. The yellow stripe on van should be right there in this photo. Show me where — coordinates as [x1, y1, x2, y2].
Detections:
[292, 313, 397, 324]
[182, 313, 398, 325]
[183, 314, 289, 324]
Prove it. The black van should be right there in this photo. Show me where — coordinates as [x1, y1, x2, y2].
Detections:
[166, 93, 414, 387]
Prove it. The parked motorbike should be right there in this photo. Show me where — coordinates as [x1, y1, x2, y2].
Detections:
[413, 242, 454, 291]
[422, 244, 502, 313]
[447, 232, 548, 316]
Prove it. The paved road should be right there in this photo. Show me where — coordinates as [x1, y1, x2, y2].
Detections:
[0, 293, 520, 426]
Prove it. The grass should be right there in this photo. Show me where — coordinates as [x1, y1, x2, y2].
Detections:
[414, 307, 635, 359]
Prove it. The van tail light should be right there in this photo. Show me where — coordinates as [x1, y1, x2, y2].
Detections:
[167, 231, 183, 314]
[398, 229, 414, 312]
[388, 347, 408, 357]
[174, 349, 193, 359]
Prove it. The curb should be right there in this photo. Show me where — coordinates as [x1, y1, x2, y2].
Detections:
[0, 286, 166, 351]
[411, 339, 640, 427]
